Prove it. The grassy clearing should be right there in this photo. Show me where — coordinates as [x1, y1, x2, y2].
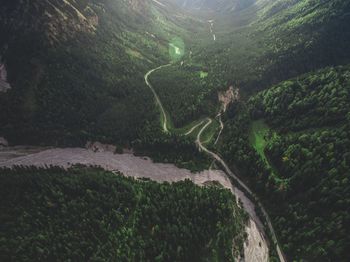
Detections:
[200, 71, 208, 78]
[249, 119, 282, 181]
[249, 119, 270, 161]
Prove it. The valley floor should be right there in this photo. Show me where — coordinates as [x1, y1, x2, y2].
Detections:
[0, 145, 269, 261]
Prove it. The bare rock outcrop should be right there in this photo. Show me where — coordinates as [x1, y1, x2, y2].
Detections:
[1, 0, 100, 46]
[218, 86, 240, 112]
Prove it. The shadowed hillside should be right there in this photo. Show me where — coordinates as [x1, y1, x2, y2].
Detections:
[0, 0, 202, 146]
[1, 1, 350, 260]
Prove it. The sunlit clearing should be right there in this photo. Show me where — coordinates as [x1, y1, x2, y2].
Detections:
[169, 37, 185, 61]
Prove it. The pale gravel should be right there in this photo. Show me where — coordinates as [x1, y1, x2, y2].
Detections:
[0, 146, 269, 261]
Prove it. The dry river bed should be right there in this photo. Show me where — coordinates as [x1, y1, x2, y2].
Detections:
[0, 146, 269, 262]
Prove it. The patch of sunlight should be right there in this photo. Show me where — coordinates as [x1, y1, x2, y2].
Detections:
[200, 71, 208, 78]
[169, 37, 185, 62]
[169, 43, 181, 54]
[126, 48, 144, 59]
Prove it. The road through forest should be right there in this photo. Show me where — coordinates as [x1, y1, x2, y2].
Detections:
[196, 118, 286, 262]
[144, 19, 285, 260]
[144, 64, 171, 132]
[145, 63, 286, 261]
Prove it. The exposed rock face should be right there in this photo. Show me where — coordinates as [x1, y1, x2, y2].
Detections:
[42, 0, 99, 44]
[218, 86, 240, 112]
[0, 0, 151, 48]
[0, 0, 99, 46]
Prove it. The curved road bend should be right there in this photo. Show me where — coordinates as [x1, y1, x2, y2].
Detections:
[196, 118, 287, 262]
[184, 120, 204, 136]
[145, 64, 172, 132]
[145, 65, 286, 261]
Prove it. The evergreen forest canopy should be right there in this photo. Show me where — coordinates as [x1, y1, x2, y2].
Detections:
[0, 167, 247, 261]
[1, 0, 350, 261]
[219, 65, 350, 260]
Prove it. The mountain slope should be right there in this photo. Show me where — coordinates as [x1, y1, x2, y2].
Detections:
[0, 167, 247, 261]
[193, 0, 350, 92]
[1, 1, 350, 260]
[219, 65, 350, 261]
[171, 0, 237, 11]
[0, 0, 201, 146]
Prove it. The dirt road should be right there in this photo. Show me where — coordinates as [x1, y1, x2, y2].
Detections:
[184, 120, 204, 136]
[144, 64, 171, 132]
[197, 118, 286, 262]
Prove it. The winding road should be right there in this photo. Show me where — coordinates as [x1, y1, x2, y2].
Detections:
[196, 118, 287, 262]
[196, 118, 255, 195]
[145, 60, 286, 261]
[184, 120, 204, 136]
[144, 64, 171, 132]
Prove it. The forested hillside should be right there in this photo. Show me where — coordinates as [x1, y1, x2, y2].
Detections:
[170, 0, 240, 11]
[149, 64, 218, 127]
[0, 167, 247, 261]
[1, 0, 350, 261]
[0, 0, 202, 146]
[219, 65, 350, 260]
[2, 0, 349, 147]
[195, 0, 350, 92]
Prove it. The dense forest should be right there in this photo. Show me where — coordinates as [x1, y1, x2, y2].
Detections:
[1, 0, 349, 150]
[219, 65, 350, 260]
[149, 64, 219, 127]
[0, 167, 247, 261]
[1, 0, 350, 261]
[195, 0, 350, 93]
[134, 127, 211, 172]
[0, 0, 202, 146]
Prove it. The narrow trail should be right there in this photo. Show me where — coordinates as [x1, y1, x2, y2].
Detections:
[197, 118, 287, 262]
[144, 64, 171, 132]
